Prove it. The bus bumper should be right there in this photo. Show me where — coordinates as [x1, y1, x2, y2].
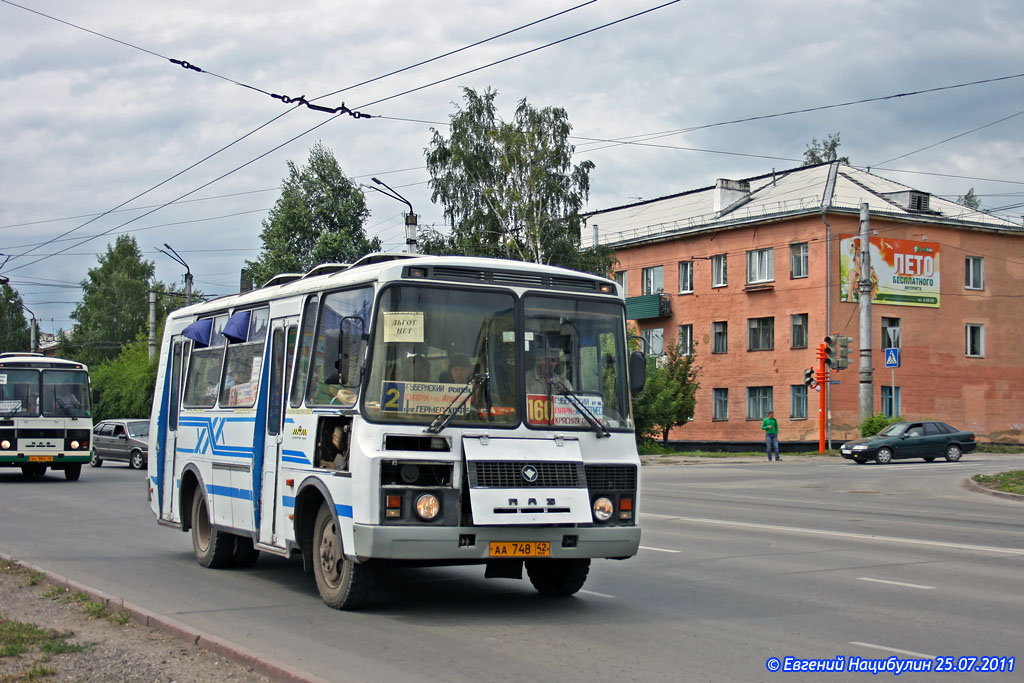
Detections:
[0, 454, 91, 466]
[351, 523, 641, 561]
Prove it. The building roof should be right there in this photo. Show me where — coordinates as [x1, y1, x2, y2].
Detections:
[583, 162, 1022, 248]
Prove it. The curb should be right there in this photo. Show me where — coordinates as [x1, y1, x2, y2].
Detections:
[963, 476, 1024, 502]
[0, 554, 328, 683]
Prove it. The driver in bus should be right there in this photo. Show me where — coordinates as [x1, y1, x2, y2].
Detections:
[526, 347, 572, 394]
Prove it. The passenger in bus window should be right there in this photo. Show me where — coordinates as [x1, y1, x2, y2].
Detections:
[526, 348, 572, 394]
[439, 354, 472, 384]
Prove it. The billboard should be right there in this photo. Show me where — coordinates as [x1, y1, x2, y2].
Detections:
[839, 235, 940, 308]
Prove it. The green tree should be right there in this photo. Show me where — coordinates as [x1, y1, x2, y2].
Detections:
[0, 283, 31, 352]
[90, 333, 158, 421]
[245, 142, 380, 287]
[803, 132, 850, 166]
[632, 340, 700, 444]
[63, 235, 160, 367]
[423, 87, 615, 275]
[957, 187, 981, 210]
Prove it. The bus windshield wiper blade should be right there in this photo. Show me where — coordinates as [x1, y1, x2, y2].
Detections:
[425, 373, 489, 434]
[548, 378, 610, 438]
[54, 396, 78, 420]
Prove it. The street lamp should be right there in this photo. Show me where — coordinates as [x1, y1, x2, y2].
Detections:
[157, 243, 193, 305]
[21, 302, 37, 353]
[369, 177, 418, 254]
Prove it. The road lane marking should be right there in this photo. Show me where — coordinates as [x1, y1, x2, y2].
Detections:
[856, 577, 934, 590]
[849, 642, 935, 659]
[639, 545, 681, 553]
[645, 515, 1024, 555]
[580, 589, 615, 598]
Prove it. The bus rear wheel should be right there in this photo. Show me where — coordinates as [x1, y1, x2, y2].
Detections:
[312, 503, 371, 610]
[191, 491, 234, 568]
[232, 536, 260, 567]
[525, 558, 590, 596]
[64, 464, 82, 481]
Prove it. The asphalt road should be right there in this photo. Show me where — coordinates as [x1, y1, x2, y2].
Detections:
[2, 454, 1022, 682]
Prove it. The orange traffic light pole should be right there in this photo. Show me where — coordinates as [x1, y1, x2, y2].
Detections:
[815, 343, 829, 454]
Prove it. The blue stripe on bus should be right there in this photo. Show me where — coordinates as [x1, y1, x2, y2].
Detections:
[281, 449, 310, 465]
[207, 484, 252, 501]
[177, 416, 257, 458]
[280, 496, 352, 518]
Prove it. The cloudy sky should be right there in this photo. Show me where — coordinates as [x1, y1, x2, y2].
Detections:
[2, 0, 1022, 333]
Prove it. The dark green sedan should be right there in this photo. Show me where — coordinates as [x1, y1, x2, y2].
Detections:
[840, 421, 976, 464]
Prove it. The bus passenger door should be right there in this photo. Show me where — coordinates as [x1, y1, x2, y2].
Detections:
[258, 319, 295, 546]
[161, 339, 185, 522]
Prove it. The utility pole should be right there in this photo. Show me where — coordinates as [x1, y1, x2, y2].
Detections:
[158, 244, 193, 305]
[19, 302, 37, 353]
[369, 177, 418, 254]
[822, 161, 839, 449]
[858, 203, 874, 420]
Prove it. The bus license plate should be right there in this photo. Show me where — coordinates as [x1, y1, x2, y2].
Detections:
[29, 456, 53, 462]
[489, 541, 550, 557]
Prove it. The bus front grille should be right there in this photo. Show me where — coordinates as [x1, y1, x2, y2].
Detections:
[584, 464, 637, 491]
[468, 461, 584, 488]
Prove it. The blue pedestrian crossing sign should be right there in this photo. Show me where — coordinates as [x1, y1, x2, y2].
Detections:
[885, 348, 900, 368]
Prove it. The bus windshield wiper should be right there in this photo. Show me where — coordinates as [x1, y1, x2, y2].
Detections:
[54, 396, 78, 420]
[425, 373, 488, 434]
[548, 378, 610, 438]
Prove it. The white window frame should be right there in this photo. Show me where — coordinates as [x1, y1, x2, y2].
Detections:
[713, 388, 729, 421]
[965, 323, 984, 357]
[746, 248, 774, 284]
[642, 266, 664, 295]
[643, 327, 664, 356]
[790, 242, 808, 279]
[965, 256, 984, 290]
[881, 385, 901, 417]
[790, 385, 807, 419]
[614, 270, 628, 296]
[678, 324, 693, 355]
[712, 254, 727, 287]
[678, 261, 693, 294]
[790, 313, 808, 349]
[747, 386, 773, 420]
[712, 321, 728, 354]
[748, 317, 774, 351]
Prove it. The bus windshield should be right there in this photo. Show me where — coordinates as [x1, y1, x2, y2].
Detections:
[41, 370, 91, 418]
[363, 285, 518, 426]
[0, 369, 42, 417]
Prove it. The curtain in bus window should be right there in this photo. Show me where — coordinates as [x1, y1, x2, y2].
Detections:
[182, 318, 213, 347]
[222, 311, 251, 343]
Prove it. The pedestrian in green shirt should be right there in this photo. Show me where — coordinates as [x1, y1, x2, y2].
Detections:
[761, 411, 780, 461]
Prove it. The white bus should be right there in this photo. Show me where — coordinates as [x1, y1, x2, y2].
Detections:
[0, 353, 93, 480]
[149, 254, 645, 609]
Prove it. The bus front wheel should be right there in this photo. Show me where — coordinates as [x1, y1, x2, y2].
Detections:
[20, 464, 46, 478]
[525, 558, 590, 596]
[311, 503, 371, 610]
[64, 464, 82, 481]
[191, 491, 234, 569]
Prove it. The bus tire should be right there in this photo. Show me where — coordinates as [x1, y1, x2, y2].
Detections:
[312, 503, 371, 610]
[191, 491, 234, 569]
[525, 558, 590, 597]
[232, 536, 260, 567]
[64, 464, 82, 481]
[21, 464, 46, 478]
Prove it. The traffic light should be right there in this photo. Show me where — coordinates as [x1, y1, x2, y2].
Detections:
[803, 367, 817, 388]
[837, 335, 852, 370]
[823, 335, 838, 369]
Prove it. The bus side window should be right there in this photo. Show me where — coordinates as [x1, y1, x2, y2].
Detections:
[315, 417, 351, 471]
[290, 296, 319, 408]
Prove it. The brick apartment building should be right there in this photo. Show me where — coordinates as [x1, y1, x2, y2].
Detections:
[584, 162, 1024, 445]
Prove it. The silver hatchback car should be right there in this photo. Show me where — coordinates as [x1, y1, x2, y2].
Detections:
[91, 419, 149, 469]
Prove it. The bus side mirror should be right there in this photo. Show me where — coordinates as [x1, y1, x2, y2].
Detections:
[92, 389, 100, 404]
[337, 316, 367, 388]
[628, 350, 646, 396]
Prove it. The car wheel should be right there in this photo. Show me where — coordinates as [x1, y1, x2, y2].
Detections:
[945, 444, 962, 462]
[312, 503, 372, 610]
[875, 447, 893, 465]
[90, 452, 103, 467]
[129, 450, 145, 470]
[191, 491, 234, 569]
[64, 464, 82, 481]
[923, 457, 936, 462]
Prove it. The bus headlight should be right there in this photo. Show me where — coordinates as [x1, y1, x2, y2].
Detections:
[414, 493, 440, 520]
[592, 497, 614, 522]
[70, 440, 80, 450]
[0, 439, 10, 450]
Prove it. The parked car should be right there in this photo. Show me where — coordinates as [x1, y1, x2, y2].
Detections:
[840, 421, 976, 464]
[91, 419, 149, 469]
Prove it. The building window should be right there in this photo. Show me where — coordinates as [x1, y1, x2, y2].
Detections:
[678, 324, 693, 354]
[965, 256, 984, 290]
[747, 247, 773, 284]
[790, 313, 808, 349]
[678, 261, 693, 294]
[790, 242, 808, 279]
[642, 266, 664, 295]
[881, 385, 901, 417]
[713, 388, 729, 420]
[881, 317, 901, 350]
[790, 385, 807, 419]
[966, 324, 984, 357]
[748, 317, 774, 351]
[643, 327, 664, 356]
[614, 270, 627, 295]
[712, 254, 727, 287]
[747, 386, 773, 419]
[712, 321, 728, 354]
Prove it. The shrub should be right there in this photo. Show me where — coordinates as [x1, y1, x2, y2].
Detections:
[860, 413, 903, 437]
